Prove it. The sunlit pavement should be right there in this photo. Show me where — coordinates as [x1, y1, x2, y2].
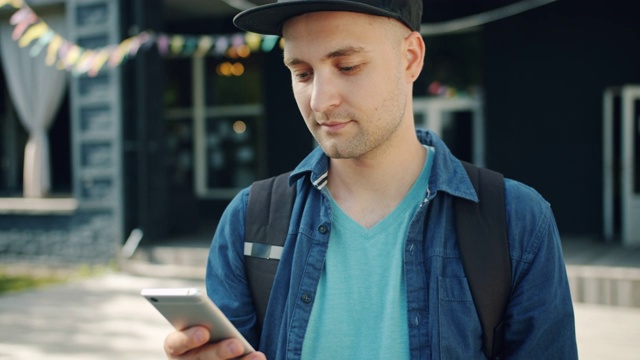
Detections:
[0, 272, 639, 359]
[0, 272, 204, 360]
[573, 302, 640, 360]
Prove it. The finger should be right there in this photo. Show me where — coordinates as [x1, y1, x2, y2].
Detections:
[180, 341, 265, 360]
[212, 338, 247, 359]
[216, 339, 267, 360]
[239, 351, 267, 360]
[164, 326, 210, 357]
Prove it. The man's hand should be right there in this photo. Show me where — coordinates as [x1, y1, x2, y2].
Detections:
[164, 326, 266, 360]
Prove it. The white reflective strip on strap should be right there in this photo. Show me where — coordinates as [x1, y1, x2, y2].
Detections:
[244, 242, 283, 260]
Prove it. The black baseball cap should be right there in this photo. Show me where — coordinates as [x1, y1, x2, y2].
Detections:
[233, 0, 423, 36]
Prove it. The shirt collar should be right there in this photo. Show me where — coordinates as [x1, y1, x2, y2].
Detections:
[290, 129, 478, 202]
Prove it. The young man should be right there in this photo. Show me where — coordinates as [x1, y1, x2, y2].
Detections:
[164, 0, 578, 359]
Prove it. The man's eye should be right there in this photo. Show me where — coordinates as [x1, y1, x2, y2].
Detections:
[295, 71, 312, 81]
[340, 65, 361, 73]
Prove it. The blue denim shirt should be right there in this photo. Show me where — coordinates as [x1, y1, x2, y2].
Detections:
[206, 129, 578, 359]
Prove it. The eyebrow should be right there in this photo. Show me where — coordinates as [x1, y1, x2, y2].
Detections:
[284, 45, 368, 67]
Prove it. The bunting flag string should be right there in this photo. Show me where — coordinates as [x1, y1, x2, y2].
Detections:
[0, 0, 283, 77]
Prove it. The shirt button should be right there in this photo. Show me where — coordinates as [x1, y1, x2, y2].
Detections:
[301, 293, 313, 304]
[317, 224, 328, 234]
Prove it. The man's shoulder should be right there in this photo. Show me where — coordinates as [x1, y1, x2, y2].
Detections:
[223, 185, 251, 219]
[503, 178, 551, 214]
[502, 178, 558, 261]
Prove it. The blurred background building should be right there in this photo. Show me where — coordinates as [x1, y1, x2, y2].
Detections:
[0, 0, 639, 267]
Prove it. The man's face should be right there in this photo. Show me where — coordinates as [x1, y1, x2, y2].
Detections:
[283, 11, 411, 160]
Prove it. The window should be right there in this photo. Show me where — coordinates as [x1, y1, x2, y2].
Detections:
[0, 83, 27, 196]
[0, 72, 71, 198]
[164, 51, 267, 200]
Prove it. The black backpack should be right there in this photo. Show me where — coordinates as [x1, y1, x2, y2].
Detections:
[243, 162, 511, 359]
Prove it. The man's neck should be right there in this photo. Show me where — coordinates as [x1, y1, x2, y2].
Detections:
[326, 130, 426, 229]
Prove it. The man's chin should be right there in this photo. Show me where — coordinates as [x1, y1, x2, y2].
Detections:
[319, 143, 343, 159]
[319, 144, 360, 160]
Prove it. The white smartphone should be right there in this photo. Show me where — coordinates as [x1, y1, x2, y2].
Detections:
[141, 287, 255, 355]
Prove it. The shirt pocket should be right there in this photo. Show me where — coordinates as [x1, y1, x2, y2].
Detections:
[437, 276, 485, 359]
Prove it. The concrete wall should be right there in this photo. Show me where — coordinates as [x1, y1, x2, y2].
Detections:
[0, 211, 118, 265]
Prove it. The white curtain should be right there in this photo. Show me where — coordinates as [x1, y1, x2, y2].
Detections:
[0, 13, 69, 197]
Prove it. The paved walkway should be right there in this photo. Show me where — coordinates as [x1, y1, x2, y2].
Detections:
[0, 273, 203, 360]
[0, 272, 639, 359]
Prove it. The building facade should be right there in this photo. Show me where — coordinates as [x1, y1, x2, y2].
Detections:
[0, 0, 638, 267]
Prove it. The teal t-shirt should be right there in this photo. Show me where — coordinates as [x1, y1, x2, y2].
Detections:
[301, 146, 435, 359]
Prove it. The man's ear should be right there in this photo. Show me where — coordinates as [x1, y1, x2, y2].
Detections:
[404, 32, 426, 83]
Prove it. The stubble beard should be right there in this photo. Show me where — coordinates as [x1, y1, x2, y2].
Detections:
[311, 92, 407, 160]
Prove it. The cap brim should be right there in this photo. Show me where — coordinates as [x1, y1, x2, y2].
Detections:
[233, 0, 402, 36]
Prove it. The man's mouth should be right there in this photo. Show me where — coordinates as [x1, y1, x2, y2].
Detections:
[319, 120, 351, 131]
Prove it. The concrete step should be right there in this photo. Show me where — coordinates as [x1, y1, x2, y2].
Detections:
[128, 243, 209, 267]
[562, 237, 640, 308]
[120, 244, 208, 281]
[121, 260, 205, 281]
[122, 238, 640, 308]
[566, 265, 640, 308]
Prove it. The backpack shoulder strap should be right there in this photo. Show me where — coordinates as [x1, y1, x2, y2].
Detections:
[455, 161, 511, 359]
[244, 171, 295, 330]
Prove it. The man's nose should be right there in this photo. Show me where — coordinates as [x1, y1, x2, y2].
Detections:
[310, 72, 340, 113]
